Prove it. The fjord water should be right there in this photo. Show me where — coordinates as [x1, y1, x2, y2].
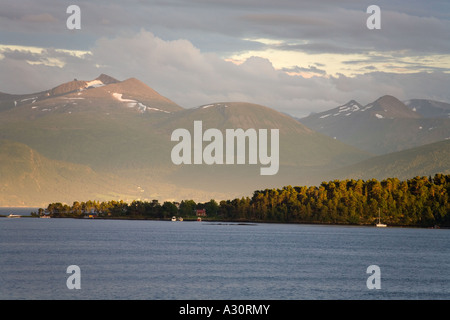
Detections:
[1, 217, 449, 300]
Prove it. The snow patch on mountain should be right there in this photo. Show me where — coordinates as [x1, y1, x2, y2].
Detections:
[85, 80, 104, 88]
[112, 92, 144, 110]
[338, 103, 360, 113]
[361, 104, 374, 111]
[148, 107, 171, 114]
[320, 102, 363, 118]
[111, 92, 171, 114]
[20, 96, 38, 102]
[112, 92, 136, 103]
[199, 103, 230, 109]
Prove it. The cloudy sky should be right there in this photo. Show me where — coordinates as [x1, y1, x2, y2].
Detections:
[1, 0, 449, 117]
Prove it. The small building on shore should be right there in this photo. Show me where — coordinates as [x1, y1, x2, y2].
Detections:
[196, 209, 206, 217]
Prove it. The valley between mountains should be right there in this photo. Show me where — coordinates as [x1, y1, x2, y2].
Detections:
[1, 74, 449, 206]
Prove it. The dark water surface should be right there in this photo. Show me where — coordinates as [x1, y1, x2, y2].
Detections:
[1, 217, 449, 300]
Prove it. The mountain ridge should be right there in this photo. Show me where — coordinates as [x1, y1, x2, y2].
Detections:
[299, 95, 450, 154]
[0, 74, 183, 115]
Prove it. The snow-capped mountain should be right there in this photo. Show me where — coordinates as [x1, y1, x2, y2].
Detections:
[404, 99, 450, 119]
[299, 95, 450, 155]
[0, 74, 183, 116]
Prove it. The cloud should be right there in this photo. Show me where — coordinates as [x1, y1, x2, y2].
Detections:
[3, 1, 450, 54]
[20, 13, 58, 23]
[281, 65, 327, 78]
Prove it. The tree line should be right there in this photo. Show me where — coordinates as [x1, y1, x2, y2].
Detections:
[36, 174, 450, 227]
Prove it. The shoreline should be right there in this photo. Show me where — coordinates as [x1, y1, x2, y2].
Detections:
[1, 214, 446, 229]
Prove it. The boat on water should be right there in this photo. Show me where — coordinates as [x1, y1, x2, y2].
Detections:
[376, 208, 387, 227]
[7, 214, 21, 218]
[178, 217, 183, 221]
[171, 216, 177, 221]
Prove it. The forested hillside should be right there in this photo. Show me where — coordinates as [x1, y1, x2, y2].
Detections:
[38, 174, 450, 228]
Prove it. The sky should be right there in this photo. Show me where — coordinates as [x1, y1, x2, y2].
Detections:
[1, 0, 449, 117]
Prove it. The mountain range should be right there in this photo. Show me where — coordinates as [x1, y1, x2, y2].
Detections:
[1, 74, 449, 206]
[299, 95, 450, 155]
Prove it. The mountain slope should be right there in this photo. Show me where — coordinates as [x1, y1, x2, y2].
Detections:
[0, 74, 184, 171]
[300, 95, 450, 155]
[0, 139, 230, 206]
[327, 139, 450, 181]
[404, 99, 450, 118]
[0, 139, 139, 206]
[156, 102, 371, 194]
[158, 102, 369, 167]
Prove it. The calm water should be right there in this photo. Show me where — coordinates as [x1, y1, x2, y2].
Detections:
[1, 216, 449, 300]
[0, 207, 39, 216]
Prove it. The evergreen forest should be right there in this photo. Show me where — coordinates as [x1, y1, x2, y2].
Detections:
[36, 174, 450, 228]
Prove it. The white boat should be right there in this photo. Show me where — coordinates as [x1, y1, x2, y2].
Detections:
[7, 214, 21, 218]
[171, 216, 176, 221]
[376, 208, 387, 227]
